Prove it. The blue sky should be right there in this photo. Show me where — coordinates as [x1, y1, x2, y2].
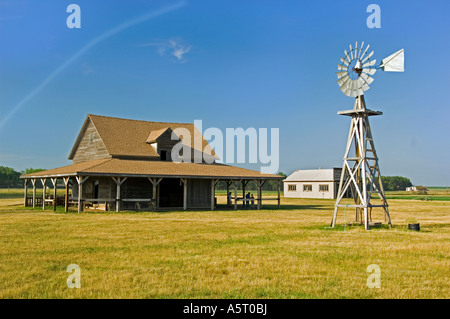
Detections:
[0, 0, 449, 186]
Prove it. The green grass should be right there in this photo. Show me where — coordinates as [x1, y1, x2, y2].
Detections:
[0, 189, 449, 299]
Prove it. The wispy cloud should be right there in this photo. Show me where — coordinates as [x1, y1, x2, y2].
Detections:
[81, 62, 94, 75]
[140, 38, 192, 63]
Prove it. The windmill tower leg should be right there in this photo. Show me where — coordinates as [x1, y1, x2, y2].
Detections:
[332, 95, 391, 230]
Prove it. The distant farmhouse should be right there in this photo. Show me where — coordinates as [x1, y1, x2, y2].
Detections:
[406, 186, 428, 192]
[21, 114, 283, 212]
[283, 168, 343, 199]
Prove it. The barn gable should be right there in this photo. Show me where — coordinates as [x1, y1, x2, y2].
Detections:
[69, 116, 110, 164]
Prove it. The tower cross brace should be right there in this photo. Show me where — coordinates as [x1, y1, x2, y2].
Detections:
[331, 95, 392, 230]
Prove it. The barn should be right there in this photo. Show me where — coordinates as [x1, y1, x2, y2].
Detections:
[283, 168, 343, 199]
[20, 114, 283, 212]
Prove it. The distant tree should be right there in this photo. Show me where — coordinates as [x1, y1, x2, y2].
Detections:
[380, 176, 413, 191]
[415, 185, 428, 195]
[23, 168, 45, 175]
[0, 166, 22, 188]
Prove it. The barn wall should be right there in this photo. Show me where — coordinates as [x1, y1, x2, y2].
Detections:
[187, 178, 211, 208]
[71, 177, 115, 199]
[72, 119, 111, 164]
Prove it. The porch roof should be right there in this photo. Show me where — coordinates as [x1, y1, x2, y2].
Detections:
[20, 158, 283, 180]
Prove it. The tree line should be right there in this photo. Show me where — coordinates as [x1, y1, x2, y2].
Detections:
[0, 167, 44, 188]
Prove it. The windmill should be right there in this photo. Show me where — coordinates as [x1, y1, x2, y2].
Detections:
[331, 42, 404, 230]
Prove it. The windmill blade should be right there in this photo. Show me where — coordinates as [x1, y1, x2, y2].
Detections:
[380, 48, 404, 72]
[362, 68, 377, 76]
[349, 44, 353, 60]
[337, 74, 350, 86]
[340, 57, 349, 66]
[356, 77, 365, 88]
[362, 59, 377, 68]
[336, 71, 347, 78]
[337, 64, 347, 71]
[340, 84, 350, 96]
[360, 44, 370, 61]
[361, 81, 370, 91]
[361, 50, 374, 63]
[349, 79, 357, 92]
[358, 41, 364, 58]
[344, 50, 351, 63]
[356, 77, 370, 93]
[355, 88, 364, 96]
[355, 41, 358, 58]
[361, 73, 374, 85]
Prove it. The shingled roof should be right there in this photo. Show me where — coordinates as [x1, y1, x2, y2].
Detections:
[68, 114, 217, 160]
[21, 158, 283, 180]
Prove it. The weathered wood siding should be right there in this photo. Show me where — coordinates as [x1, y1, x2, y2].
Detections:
[187, 179, 211, 208]
[72, 120, 110, 164]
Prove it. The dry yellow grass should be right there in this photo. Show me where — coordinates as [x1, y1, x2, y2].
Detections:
[0, 192, 448, 299]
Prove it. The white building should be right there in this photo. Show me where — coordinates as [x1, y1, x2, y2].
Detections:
[283, 168, 342, 199]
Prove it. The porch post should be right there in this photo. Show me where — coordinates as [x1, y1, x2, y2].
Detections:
[277, 179, 281, 209]
[148, 177, 162, 211]
[234, 180, 238, 210]
[24, 178, 29, 207]
[32, 179, 36, 208]
[51, 178, 57, 211]
[257, 180, 261, 210]
[180, 178, 187, 211]
[112, 177, 127, 212]
[76, 176, 89, 213]
[63, 177, 70, 212]
[40, 178, 47, 210]
[211, 179, 218, 211]
[226, 181, 230, 207]
[242, 180, 245, 208]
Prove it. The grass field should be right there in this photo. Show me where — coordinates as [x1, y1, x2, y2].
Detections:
[0, 188, 448, 298]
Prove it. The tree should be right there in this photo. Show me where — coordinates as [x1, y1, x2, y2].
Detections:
[379, 176, 413, 191]
[23, 168, 45, 175]
[0, 167, 46, 188]
[0, 166, 22, 188]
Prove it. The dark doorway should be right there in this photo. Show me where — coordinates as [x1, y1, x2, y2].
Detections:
[160, 150, 167, 161]
[159, 178, 183, 208]
[94, 180, 99, 203]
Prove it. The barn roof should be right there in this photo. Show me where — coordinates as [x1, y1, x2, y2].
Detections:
[20, 158, 283, 180]
[284, 169, 338, 182]
[68, 114, 217, 160]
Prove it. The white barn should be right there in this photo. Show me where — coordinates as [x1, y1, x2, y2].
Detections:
[283, 168, 342, 199]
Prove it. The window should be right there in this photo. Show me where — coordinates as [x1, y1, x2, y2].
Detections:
[319, 184, 329, 192]
[89, 133, 94, 142]
[288, 184, 296, 191]
[160, 150, 167, 161]
[303, 184, 312, 192]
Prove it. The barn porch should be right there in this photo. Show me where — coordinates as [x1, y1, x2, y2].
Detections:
[21, 158, 283, 213]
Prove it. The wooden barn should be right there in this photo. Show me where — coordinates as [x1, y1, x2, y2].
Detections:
[20, 114, 283, 212]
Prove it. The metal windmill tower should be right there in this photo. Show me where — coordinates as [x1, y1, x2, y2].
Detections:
[331, 42, 404, 230]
